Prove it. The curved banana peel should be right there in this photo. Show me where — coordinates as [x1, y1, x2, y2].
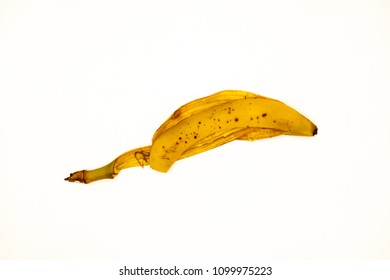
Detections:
[65, 90, 317, 183]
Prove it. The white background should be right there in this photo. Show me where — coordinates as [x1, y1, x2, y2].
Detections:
[1, 0, 390, 260]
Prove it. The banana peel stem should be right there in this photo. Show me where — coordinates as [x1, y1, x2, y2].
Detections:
[64, 161, 117, 184]
[64, 146, 151, 184]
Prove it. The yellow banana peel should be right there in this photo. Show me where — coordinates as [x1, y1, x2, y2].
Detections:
[65, 90, 317, 183]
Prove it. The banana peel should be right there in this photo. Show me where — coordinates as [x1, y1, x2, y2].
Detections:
[65, 90, 317, 183]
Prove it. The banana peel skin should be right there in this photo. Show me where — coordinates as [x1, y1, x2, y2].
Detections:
[65, 90, 317, 183]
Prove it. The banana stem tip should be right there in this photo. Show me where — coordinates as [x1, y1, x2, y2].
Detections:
[313, 126, 318, 136]
[64, 171, 86, 183]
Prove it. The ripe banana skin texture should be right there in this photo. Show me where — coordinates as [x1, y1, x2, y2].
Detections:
[65, 90, 317, 183]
